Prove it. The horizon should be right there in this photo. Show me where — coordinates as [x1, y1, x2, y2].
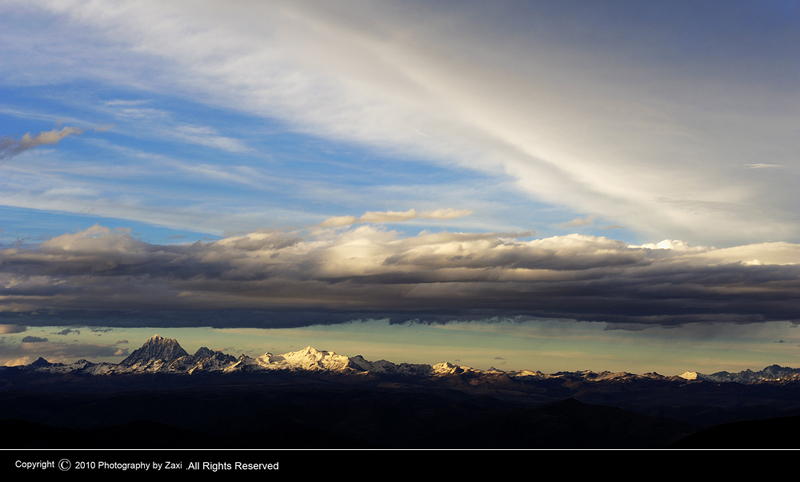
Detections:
[11, 328, 800, 378]
[1, 2, 799, 377]
[5, 322, 800, 377]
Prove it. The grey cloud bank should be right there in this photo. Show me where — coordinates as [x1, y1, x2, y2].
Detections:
[1, 224, 798, 329]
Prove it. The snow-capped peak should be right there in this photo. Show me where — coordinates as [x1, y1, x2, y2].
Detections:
[256, 346, 352, 372]
[120, 334, 189, 367]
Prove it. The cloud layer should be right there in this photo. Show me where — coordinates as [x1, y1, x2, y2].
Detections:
[2, 225, 798, 329]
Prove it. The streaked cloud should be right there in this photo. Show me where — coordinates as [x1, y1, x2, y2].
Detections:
[0, 126, 84, 160]
[560, 214, 597, 228]
[170, 125, 250, 153]
[746, 164, 787, 169]
[2, 1, 795, 245]
[319, 208, 473, 227]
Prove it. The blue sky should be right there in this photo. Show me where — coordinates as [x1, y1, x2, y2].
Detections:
[0, 1, 798, 374]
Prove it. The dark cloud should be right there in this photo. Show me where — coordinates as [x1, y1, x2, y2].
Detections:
[90, 328, 116, 333]
[55, 328, 79, 336]
[0, 324, 26, 334]
[21, 336, 48, 343]
[1, 225, 798, 329]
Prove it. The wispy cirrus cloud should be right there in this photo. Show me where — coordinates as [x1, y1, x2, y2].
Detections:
[746, 164, 787, 169]
[5, 1, 796, 245]
[560, 214, 597, 228]
[100, 99, 250, 153]
[319, 208, 473, 227]
[170, 124, 251, 153]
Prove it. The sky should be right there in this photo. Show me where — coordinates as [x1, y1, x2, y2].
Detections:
[0, 1, 798, 375]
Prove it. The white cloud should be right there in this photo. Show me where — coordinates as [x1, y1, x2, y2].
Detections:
[746, 164, 787, 169]
[171, 124, 250, 153]
[319, 208, 473, 227]
[560, 214, 596, 228]
[629, 239, 710, 252]
[697, 242, 800, 266]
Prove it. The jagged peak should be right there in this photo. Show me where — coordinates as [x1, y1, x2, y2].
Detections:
[121, 335, 189, 366]
[29, 357, 52, 367]
[193, 347, 215, 358]
[142, 334, 183, 345]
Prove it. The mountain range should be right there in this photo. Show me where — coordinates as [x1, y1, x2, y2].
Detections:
[5, 335, 800, 449]
[15, 334, 800, 385]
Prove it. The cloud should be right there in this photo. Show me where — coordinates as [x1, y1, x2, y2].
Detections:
[0, 324, 26, 334]
[55, 328, 80, 336]
[11, 2, 795, 245]
[560, 214, 597, 228]
[0, 336, 129, 365]
[0, 126, 84, 160]
[99, 97, 248, 152]
[746, 164, 786, 169]
[170, 124, 250, 153]
[93, 123, 115, 132]
[629, 239, 710, 252]
[1, 224, 798, 329]
[319, 208, 473, 227]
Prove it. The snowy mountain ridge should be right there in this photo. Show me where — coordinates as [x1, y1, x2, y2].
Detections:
[13, 335, 800, 385]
